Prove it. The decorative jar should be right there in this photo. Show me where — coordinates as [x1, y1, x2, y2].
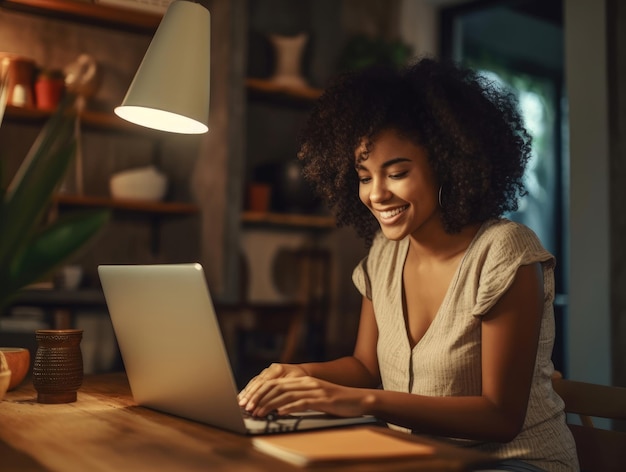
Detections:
[33, 329, 83, 404]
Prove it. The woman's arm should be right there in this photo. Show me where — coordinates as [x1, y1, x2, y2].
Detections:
[243, 263, 544, 443]
[238, 296, 381, 407]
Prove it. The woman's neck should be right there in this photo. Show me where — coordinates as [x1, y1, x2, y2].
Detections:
[408, 221, 483, 263]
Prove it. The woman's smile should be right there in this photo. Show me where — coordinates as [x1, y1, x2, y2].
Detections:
[356, 129, 440, 241]
[378, 204, 409, 222]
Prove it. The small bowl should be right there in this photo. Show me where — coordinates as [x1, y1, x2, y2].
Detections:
[0, 348, 31, 390]
[109, 165, 168, 201]
[0, 370, 10, 400]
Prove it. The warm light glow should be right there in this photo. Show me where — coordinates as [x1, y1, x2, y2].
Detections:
[115, 1, 210, 134]
[114, 106, 208, 134]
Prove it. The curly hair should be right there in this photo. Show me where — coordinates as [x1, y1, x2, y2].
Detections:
[297, 57, 532, 247]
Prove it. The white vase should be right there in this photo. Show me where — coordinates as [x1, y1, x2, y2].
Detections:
[268, 33, 308, 88]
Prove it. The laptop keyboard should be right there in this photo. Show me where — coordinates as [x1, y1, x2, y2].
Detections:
[241, 408, 305, 433]
[241, 408, 290, 420]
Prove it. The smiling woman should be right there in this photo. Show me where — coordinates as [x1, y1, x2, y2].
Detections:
[238, 57, 579, 472]
[355, 130, 439, 243]
[297, 59, 530, 247]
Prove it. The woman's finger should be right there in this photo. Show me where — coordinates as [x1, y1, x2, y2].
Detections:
[248, 376, 323, 416]
[239, 363, 306, 407]
[239, 365, 277, 400]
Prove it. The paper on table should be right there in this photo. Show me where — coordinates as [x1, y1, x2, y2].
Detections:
[252, 427, 435, 467]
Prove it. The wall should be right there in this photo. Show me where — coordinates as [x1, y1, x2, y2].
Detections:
[608, 0, 626, 388]
[398, 0, 438, 57]
[564, 0, 612, 385]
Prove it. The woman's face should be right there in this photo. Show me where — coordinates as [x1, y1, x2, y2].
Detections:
[355, 128, 440, 241]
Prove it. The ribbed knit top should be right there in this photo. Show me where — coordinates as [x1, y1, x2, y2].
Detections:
[352, 219, 578, 472]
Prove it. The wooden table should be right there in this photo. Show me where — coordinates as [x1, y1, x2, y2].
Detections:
[0, 373, 498, 471]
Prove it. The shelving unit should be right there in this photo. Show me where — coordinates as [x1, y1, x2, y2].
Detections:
[0, 0, 205, 287]
[241, 210, 334, 230]
[0, 1, 333, 232]
[240, 15, 337, 366]
[52, 194, 196, 257]
[245, 78, 322, 103]
[0, 0, 161, 32]
[1, 0, 336, 317]
[5, 287, 107, 330]
[4, 104, 162, 134]
[4, 105, 198, 213]
[54, 194, 198, 215]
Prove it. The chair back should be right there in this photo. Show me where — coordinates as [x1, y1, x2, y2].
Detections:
[551, 371, 626, 472]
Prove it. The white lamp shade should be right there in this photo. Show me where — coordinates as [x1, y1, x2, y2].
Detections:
[115, 1, 210, 134]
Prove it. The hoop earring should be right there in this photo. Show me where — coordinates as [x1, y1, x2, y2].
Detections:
[438, 185, 443, 208]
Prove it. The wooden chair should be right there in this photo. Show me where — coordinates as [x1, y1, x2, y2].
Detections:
[551, 371, 626, 472]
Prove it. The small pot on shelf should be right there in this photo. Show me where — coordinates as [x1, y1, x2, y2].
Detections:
[34, 69, 66, 111]
[0, 53, 36, 108]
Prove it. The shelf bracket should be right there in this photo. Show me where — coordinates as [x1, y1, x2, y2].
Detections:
[150, 216, 161, 256]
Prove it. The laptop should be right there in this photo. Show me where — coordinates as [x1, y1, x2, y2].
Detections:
[98, 263, 376, 435]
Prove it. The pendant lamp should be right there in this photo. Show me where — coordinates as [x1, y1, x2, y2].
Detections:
[115, 1, 211, 134]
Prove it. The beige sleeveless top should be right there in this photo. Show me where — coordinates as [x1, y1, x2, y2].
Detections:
[352, 219, 578, 472]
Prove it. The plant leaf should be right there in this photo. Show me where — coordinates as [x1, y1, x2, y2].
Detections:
[2, 209, 110, 297]
[5, 93, 76, 197]
[0, 98, 76, 271]
[0, 140, 76, 273]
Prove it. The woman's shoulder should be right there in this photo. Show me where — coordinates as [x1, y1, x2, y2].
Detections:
[479, 218, 543, 245]
[352, 232, 405, 298]
[474, 218, 554, 265]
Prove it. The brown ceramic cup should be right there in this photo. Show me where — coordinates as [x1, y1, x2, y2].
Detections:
[33, 329, 83, 404]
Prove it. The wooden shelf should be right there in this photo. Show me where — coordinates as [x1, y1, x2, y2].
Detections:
[246, 78, 323, 103]
[241, 211, 335, 229]
[0, 0, 162, 32]
[3, 105, 165, 135]
[56, 198, 333, 227]
[54, 194, 197, 257]
[2, 105, 52, 123]
[54, 194, 199, 215]
[9, 288, 106, 307]
[4, 80, 323, 131]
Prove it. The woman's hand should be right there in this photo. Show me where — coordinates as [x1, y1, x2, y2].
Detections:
[238, 363, 308, 410]
[240, 374, 375, 419]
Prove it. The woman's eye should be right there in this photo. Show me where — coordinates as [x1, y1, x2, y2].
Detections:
[359, 176, 371, 184]
[389, 171, 408, 180]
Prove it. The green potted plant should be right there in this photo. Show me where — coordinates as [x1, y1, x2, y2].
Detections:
[0, 92, 110, 311]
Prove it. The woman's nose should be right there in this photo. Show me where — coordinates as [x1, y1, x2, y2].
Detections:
[369, 178, 391, 203]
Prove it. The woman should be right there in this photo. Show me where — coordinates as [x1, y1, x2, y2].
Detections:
[238, 58, 578, 472]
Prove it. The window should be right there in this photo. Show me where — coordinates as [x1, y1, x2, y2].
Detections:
[441, 0, 567, 370]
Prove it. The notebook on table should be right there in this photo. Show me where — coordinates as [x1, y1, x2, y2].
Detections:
[98, 263, 376, 435]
